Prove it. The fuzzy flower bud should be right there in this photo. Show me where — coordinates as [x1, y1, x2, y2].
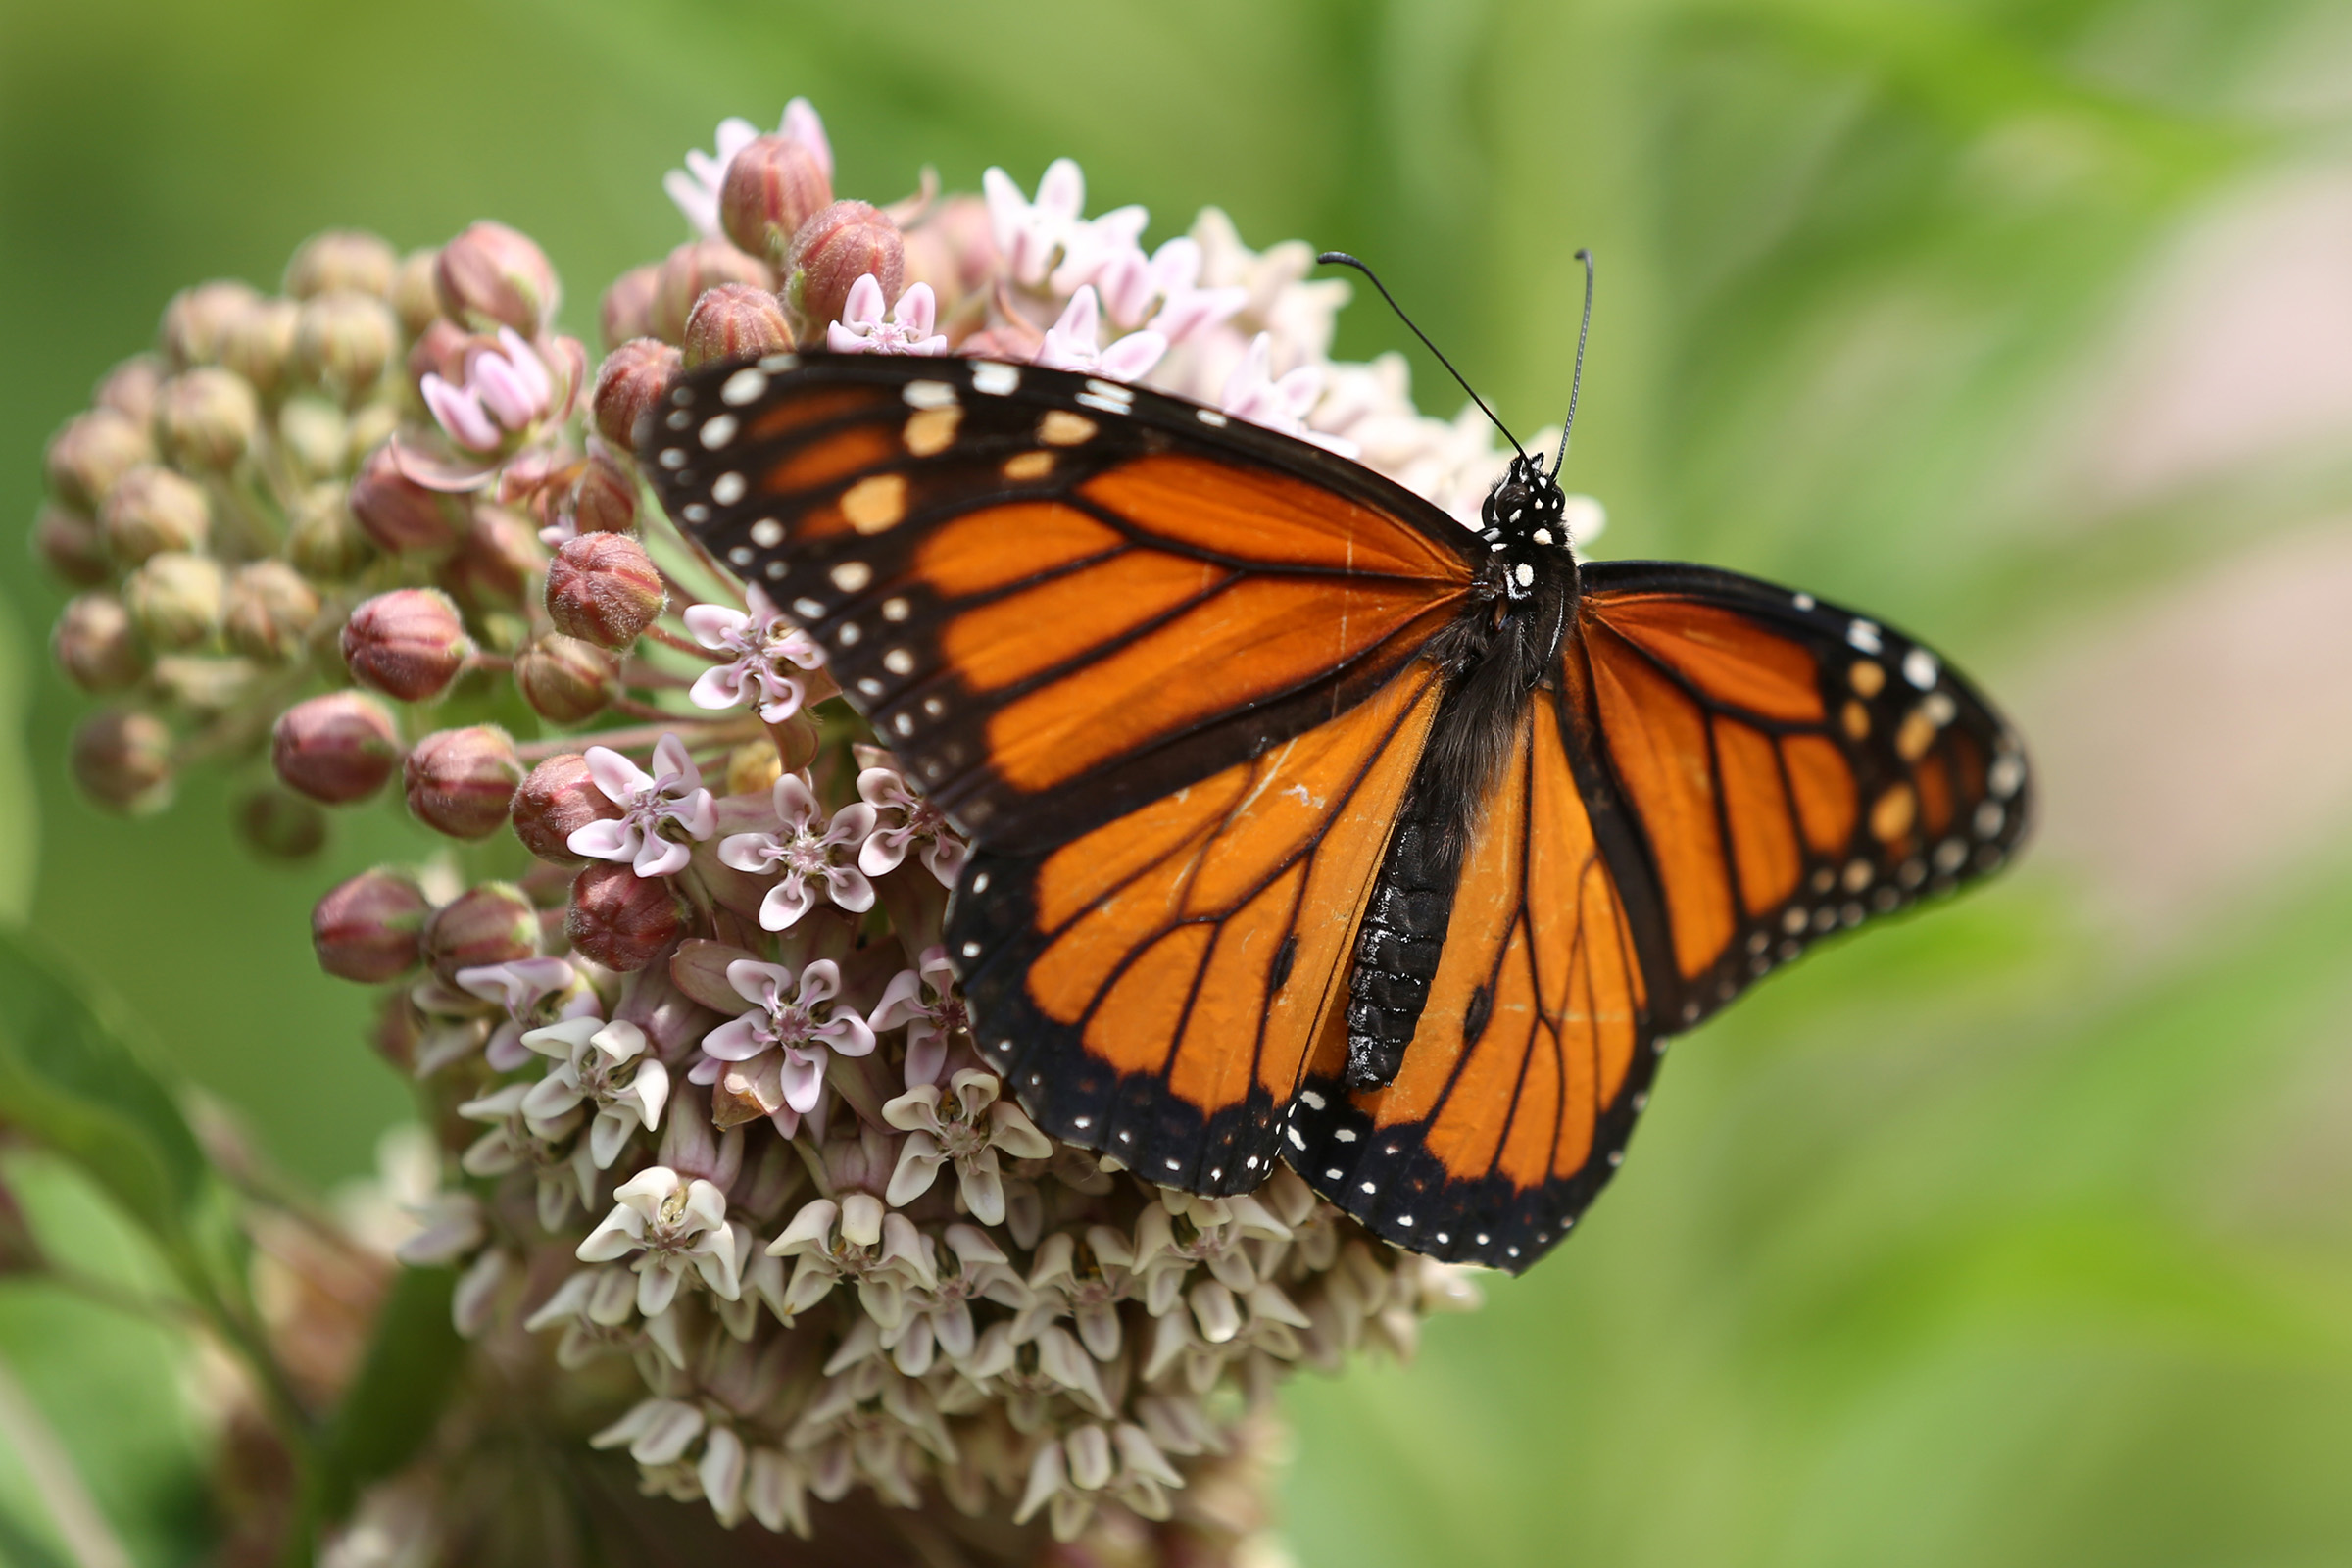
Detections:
[296, 290, 400, 402]
[156, 368, 259, 473]
[220, 298, 300, 396]
[422, 880, 539, 981]
[599, 267, 659, 353]
[51, 595, 143, 693]
[514, 633, 618, 724]
[341, 587, 471, 702]
[98, 465, 211, 564]
[122, 551, 225, 650]
[236, 787, 327, 861]
[434, 220, 559, 334]
[546, 534, 664, 648]
[285, 482, 375, 580]
[785, 201, 904, 341]
[512, 753, 622, 863]
[94, 356, 165, 426]
[272, 691, 400, 804]
[571, 448, 639, 535]
[32, 505, 109, 585]
[438, 505, 546, 613]
[720, 133, 834, 263]
[567, 862, 685, 972]
[160, 280, 263, 367]
[592, 339, 681, 450]
[349, 443, 461, 553]
[222, 562, 322, 662]
[652, 240, 772, 345]
[390, 248, 441, 335]
[275, 396, 351, 481]
[311, 868, 428, 981]
[285, 229, 398, 300]
[70, 710, 173, 813]
[45, 409, 154, 512]
[405, 724, 523, 839]
[683, 283, 793, 369]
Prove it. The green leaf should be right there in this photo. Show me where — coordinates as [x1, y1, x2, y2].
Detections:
[321, 1263, 465, 1502]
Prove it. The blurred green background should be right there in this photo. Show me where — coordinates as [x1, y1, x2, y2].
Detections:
[7, 0, 2352, 1562]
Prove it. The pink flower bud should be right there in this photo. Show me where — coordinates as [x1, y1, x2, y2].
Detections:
[311, 868, 430, 981]
[341, 587, 471, 701]
[160, 280, 264, 368]
[545, 533, 664, 648]
[652, 240, 772, 345]
[220, 298, 300, 396]
[405, 724, 523, 839]
[433, 220, 560, 334]
[157, 368, 259, 473]
[406, 318, 472, 386]
[421, 880, 539, 981]
[223, 562, 323, 662]
[591, 338, 682, 450]
[71, 710, 173, 813]
[52, 595, 144, 693]
[122, 551, 225, 650]
[903, 193, 1001, 310]
[285, 483, 375, 580]
[601, 264, 661, 350]
[272, 691, 400, 804]
[237, 786, 327, 861]
[391, 249, 441, 335]
[566, 862, 684, 973]
[438, 505, 547, 613]
[285, 229, 398, 300]
[721, 133, 834, 263]
[683, 282, 793, 369]
[511, 753, 621, 863]
[514, 634, 618, 724]
[94, 356, 165, 426]
[348, 442, 461, 553]
[296, 290, 399, 402]
[785, 201, 904, 341]
[45, 409, 155, 512]
[32, 505, 110, 586]
[571, 449, 639, 535]
[98, 465, 211, 564]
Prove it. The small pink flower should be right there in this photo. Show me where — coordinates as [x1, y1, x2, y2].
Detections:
[871, 946, 968, 1088]
[882, 1068, 1052, 1226]
[1220, 332, 1357, 458]
[717, 773, 876, 931]
[694, 958, 875, 1118]
[1035, 287, 1166, 383]
[856, 766, 967, 888]
[420, 328, 556, 454]
[683, 586, 825, 722]
[664, 99, 832, 239]
[567, 734, 718, 879]
[825, 275, 948, 356]
[1048, 206, 1151, 299]
[982, 158, 1088, 288]
[1094, 236, 1246, 340]
[452, 956, 598, 1072]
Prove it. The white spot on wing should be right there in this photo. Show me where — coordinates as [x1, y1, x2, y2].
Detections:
[970, 362, 1020, 396]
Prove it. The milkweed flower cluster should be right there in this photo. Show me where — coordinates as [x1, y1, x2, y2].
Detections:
[28, 96, 1520, 1562]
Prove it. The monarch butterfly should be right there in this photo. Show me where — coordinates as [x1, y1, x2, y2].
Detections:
[645, 323, 2029, 1274]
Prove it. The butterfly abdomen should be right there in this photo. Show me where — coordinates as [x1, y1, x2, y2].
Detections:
[1345, 805, 1463, 1090]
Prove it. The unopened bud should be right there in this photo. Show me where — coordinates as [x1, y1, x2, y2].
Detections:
[438, 505, 546, 613]
[571, 448, 639, 535]
[422, 880, 539, 980]
[285, 229, 398, 300]
[275, 395, 350, 482]
[591, 338, 681, 450]
[684, 283, 793, 369]
[601, 264, 660, 350]
[157, 368, 259, 472]
[434, 220, 559, 334]
[652, 240, 772, 345]
[99, 465, 211, 564]
[31, 505, 109, 586]
[342, 587, 470, 701]
[566, 863, 685, 972]
[161, 280, 264, 368]
[94, 356, 165, 426]
[721, 133, 835, 263]
[510, 753, 620, 863]
[349, 442, 461, 552]
[223, 562, 323, 662]
[404, 724, 522, 839]
[391, 248, 442, 335]
[786, 201, 904, 341]
[312, 867, 430, 981]
[545, 533, 664, 648]
[903, 194, 1001, 309]
[272, 691, 400, 804]
[150, 655, 258, 715]
[71, 710, 173, 813]
[52, 595, 144, 693]
[237, 786, 327, 860]
[122, 552, 225, 650]
[514, 633, 618, 723]
[219, 297, 300, 396]
[296, 290, 399, 402]
[285, 482, 374, 579]
[45, 409, 155, 512]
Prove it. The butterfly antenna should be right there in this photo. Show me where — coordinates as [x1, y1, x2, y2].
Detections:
[1317, 251, 1528, 465]
[1551, 249, 1595, 478]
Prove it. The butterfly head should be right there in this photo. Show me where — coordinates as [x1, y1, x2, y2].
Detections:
[1479, 452, 1573, 602]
